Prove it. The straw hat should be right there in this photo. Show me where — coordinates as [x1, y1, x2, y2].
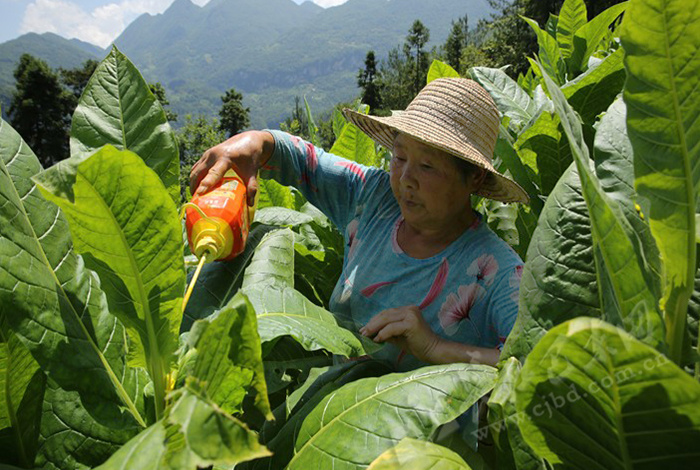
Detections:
[343, 78, 529, 203]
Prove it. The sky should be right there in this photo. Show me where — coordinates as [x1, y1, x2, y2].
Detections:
[0, 0, 351, 47]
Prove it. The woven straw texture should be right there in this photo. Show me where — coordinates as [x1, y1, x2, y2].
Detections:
[343, 78, 528, 203]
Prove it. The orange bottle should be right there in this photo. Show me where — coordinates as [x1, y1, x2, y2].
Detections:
[185, 170, 250, 261]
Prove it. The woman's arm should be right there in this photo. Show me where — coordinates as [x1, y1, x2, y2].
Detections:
[359, 306, 501, 367]
[189, 130, 275, 203]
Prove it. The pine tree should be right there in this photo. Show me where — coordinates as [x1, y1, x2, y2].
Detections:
[406, 20, 431, 96]
[218, 88, 250, 137]
[444, 16, 468, 71]
[357, 50, 381, 113]
[149, 82, 178, 122]
[9, 54, 72, 167]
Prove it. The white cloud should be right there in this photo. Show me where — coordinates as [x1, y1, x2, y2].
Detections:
[19, 0, 189, 47]
[312, 0, 349, 6]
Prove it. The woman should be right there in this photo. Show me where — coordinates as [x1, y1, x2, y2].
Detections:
[190, 78, 528, 372]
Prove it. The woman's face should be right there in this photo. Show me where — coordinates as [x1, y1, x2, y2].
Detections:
[390, 134, 483, 231]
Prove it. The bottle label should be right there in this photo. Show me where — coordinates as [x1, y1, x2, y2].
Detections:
[220, 179, 240, 192]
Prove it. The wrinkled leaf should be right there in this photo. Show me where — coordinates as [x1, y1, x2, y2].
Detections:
[287, 364, 497, 469]
[622, 0, 700, 363]
[470, 67, 537, 132]
[95, 385, 269, 470]
[34, 146, 185, 417]
[542, 65, 665, 349]
[0, 120, 146, 441]
[242, 228, 295, 290]
[187, 293, 271, 419]
[69, 47, 179, 203]
[556, 0, 588, 60]
[516, 317, 700, 469]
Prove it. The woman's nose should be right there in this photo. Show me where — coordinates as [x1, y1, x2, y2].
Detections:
[400, 163, 418, 188]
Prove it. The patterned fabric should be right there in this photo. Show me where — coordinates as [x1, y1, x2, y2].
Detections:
[261, 130, 523, 372]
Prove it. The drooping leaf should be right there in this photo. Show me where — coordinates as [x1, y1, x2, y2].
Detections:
[187, 293, 271, 419]
[69, 47, 179, 203]
[95, 385, 270, 470]
[622, 0, 700, 363]
[427, 60, 460, 83]
[181, 224, 277, 331]
[541, 65, 665, 349]
[563, 47, 626, 124]
[569, 2, 628, 74]
[368, 438, 471, 470]
[556, 0, 588, 60]
[487, 358, 544, 470]
[470, 67, 537, 132]
[516, 317, 700, 469]
[34, 146, 185, 418]
[287, 364, 497, 470]
[0, 324, 44, 468]
[0, 120, 146, 441]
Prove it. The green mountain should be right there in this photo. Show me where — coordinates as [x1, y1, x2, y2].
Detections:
[0, 32, 102, 118]
[0, 0, 494, 127]
[113, 0, 493, 127]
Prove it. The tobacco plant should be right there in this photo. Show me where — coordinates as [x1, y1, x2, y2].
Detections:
[1, 0, 699, 469]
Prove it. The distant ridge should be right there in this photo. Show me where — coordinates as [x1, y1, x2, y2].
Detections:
[1, 0, 493, 127]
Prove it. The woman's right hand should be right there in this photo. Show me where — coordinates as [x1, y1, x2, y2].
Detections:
[189, 130, 275, 205]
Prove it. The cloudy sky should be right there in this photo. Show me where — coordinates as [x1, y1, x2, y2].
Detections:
[0, 0, 350, 47]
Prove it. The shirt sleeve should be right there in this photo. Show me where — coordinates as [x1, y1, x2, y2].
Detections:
[487, 263, 523, 350]
[260, 130, 380, 233]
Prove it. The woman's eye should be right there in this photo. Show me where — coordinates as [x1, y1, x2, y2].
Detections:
[421, 163, 433, 170]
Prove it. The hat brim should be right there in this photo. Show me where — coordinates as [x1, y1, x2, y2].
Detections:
[343, 108, 529, 204]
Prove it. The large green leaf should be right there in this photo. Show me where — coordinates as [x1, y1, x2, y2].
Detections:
[34, 146, 185, 419]
[367, 438, 472, 470]
[181, 224, 277, 331]
[515, 111, 572, 196]
[502, 162, 599, 361]
[287, 364, 497, 470]
[0, 120, 146, 439]
[330, 120, 378, 167]
[556, 0, 588, 60]
[241, 228, 295, 290]
[187, 293, 271, 419]
[69, 47, 179, 203]
[562, 47, 626, 125]
[569, 2, 628, 74]
[516, 317, 700, 469]
[622, 0, 700, 363]
[487, 358, 544, 470]
[247, 360, 391, 470]
[0, 324, 44, 468]
[95, 385, 270, 470]
[470, 67, 537, 132]
[243, 283, 370, 358]
[542, 65, 665, 349]
[427, 60, 460, 83]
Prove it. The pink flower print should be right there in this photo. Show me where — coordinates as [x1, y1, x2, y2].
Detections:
[467, 254, 499, 286]
[346, 219, 360, 260]
[361, 281, 395, 297]
[334, 161, 366, 183]
[304, 141, 318, 172]
[438, 283, 485, 335]
[419, 258, 449, 309]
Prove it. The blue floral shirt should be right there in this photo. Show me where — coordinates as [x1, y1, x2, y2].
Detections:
[261, 130, 523, 372]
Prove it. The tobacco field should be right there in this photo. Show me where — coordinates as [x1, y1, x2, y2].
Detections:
[0, 0, 698, 468]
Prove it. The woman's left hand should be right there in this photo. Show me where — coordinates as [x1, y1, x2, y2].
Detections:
[359, 306, 442, 363]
